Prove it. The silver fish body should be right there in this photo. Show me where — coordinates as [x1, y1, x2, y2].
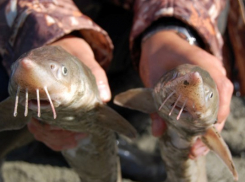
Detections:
[0, 46, 136, 182]
[114, 64, 238, 182]
[153, 65, 217, 182]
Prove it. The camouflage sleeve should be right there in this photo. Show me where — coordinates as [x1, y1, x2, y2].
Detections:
[0, 0, 113, 73]
[130, 0, 227, 67]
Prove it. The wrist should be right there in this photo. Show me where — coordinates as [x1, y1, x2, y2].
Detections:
[141, 18, 204, 48]
[140, 30, 223, 87]
[141, 30, 198, 70]
[143, 25, 199, 47]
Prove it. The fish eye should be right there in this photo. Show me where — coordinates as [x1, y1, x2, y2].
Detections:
[62, 66, 68, 75]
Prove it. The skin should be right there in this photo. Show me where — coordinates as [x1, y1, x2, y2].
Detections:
[140, 31, 233, 158]
[28, 31, 233, 159]
[28, 36, 110, 151]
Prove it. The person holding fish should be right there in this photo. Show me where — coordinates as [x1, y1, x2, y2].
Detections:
[0, 0, 235, 178]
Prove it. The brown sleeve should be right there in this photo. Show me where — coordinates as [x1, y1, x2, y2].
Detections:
[0, 0, 113, 73]
[227, 0, 245, 95]
[130, 0, 227, 68]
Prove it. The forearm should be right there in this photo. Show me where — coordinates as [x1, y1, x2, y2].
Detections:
[140, 31, 224, 87]
[0, 0, 113, 73]
[130, 0, 227, 68]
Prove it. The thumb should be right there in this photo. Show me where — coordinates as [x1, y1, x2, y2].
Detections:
[51, 36, 111, 102]
[90, 62, 111, 102]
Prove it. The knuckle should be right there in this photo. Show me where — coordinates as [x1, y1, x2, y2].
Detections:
[219, 77, 234, 94]
[224, 78, 234, 90]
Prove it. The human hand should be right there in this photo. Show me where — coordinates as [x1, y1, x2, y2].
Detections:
[139, 31, 233, 158]
[51, 35, 111, 102]
[27, 35, 111, 151]
[28, 118, 87, 151]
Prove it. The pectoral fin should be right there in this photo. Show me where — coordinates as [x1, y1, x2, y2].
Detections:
[0, 97, 32, 131]
[113, 88, 157, 114]
[96, 105, 137, 139]
[201, 125, 238, 181]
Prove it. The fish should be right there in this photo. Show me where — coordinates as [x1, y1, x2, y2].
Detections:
[114, 64, 238, 182]
[0, 45, 137, 182]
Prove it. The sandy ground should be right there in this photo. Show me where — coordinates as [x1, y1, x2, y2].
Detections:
[1, 96, 245, 182]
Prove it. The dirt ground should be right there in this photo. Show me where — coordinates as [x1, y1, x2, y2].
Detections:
[1, 96, 245, 182]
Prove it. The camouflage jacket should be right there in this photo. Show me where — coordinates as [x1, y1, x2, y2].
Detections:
[0, 0, 240, 81]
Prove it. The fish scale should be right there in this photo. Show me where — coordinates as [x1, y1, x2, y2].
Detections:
[114, 64, 238, 182]
[0, 45, 137, 182]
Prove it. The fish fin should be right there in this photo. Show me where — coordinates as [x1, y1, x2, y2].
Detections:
[96, 105, 137, 139]
[0, 97, 32, 131]
[0, 126, 34, 159]
[113, 88, 157, 114]
[201, 125, 238, 181]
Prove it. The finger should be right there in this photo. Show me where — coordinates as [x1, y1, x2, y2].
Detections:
[27, 118, 44, 133]
[52, 36, 111, 102]
[189, 121, 225, 159]
[34, 133, 76, 145]
[216, 78, 233, 124]
[45, 142, 77, 151]
[28, 118, 63, 133]
[189, 138, 209, 159]
[214, 121, 225, 133]
[75, 53, 111, 102]
[150, 113, 167, 137]
[28, 118, 87, 146]
[29, 122, 81, 141]
[73, 47, 111, 102]
[90, 64, 111, 102]
[37, 133, 87, 151]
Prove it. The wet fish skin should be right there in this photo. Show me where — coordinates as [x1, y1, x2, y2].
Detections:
[0, 46, 137, 182]
[114, 64, 238, 182]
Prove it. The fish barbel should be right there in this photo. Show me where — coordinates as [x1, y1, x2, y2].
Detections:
[0, 46, 137, 182]
[114, 64, 238, 182]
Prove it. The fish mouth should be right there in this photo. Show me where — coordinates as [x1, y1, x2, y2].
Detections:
[27, 98, 59, 119]
[28, 99, 55, 110]
[171, 103, 188, 114]
[13, 86, 58, 119]
[167, 101, 189, 120]
[158, 91, 190, 120]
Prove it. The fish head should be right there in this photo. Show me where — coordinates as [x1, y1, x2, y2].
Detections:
[154, 64, 218, 132]
[8, 46, 92, 118]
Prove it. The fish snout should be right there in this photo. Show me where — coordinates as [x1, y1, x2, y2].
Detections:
[19, 57, 35, 70]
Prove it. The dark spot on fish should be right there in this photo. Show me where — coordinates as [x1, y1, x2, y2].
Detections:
[214, 119, 218, 124]
[183, 80, 189, 85]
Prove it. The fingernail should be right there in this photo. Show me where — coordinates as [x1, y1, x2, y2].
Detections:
[100, 89, 110, 102]
[97, 81, 111, 102]
[202, 149, 210, 156]
[193, 146, 208, 157]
